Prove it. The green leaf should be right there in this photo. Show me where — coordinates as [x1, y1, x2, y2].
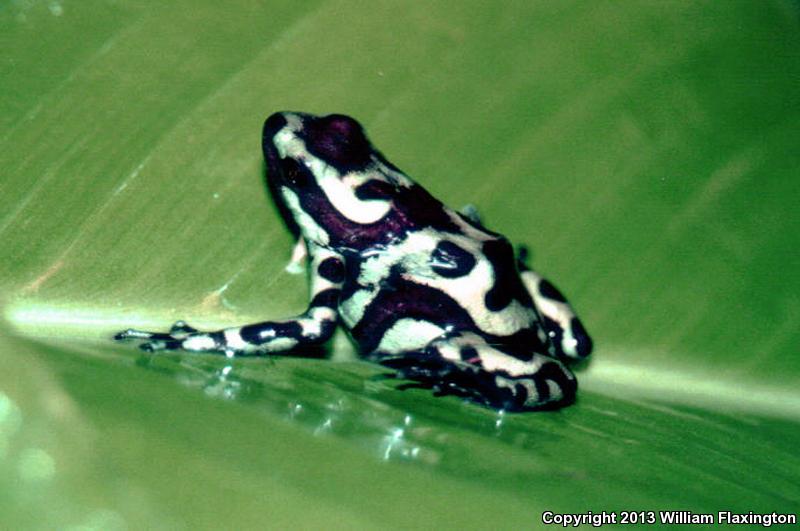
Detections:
[2, 0, 798, 527]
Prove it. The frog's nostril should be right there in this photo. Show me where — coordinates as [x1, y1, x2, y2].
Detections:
[263, 112, 289, 140]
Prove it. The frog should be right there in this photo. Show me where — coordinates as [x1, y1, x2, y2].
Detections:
[115, 111, 593, 411]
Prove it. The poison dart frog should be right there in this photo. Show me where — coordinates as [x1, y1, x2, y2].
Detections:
[116, 112, 593, 411]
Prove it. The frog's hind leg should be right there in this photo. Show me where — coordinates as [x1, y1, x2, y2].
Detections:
[517, 247, 593, 361]
[373, 333, 577, 411]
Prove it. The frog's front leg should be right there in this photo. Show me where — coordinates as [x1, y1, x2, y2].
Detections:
[115, 247, 345, 357]
[516, 247, 593, 361]
[373, 333, 577, 411]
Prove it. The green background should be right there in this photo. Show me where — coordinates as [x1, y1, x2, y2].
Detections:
[1, 0, 799, 528]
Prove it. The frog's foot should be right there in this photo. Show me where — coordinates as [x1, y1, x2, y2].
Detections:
[374, 343, 577, 411]
[381, 356, 491, 402]
[114, 321, 222, 353]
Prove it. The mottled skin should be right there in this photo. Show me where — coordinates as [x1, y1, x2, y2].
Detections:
[116, 112, 593, 411]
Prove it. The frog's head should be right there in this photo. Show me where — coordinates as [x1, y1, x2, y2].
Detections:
[262, 111, 416, 248]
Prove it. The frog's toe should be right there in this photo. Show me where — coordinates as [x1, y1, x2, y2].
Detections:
[113, 330, 132, 341]
[380, 355, 451, 383]
[515, 245, 531, 269]
[139, 341, 163, 352]
[139, 338, 183, 352]
[114, 328, 156, 341]
[459, 204, 482, 224]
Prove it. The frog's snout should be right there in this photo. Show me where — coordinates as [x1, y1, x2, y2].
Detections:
[263, 112, 289, 144]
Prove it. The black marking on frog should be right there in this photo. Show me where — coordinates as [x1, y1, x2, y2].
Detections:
[539, 278, 568, 303]
[351, 274, 475, 354]
[459, 346, 480, 363]
[482, 238, 534, 312]
[309, 288, 340, 309]
[354, 179, 395, 201]
[115, 111, 593, 411]
[431, 241, 476, 278]
[302, 114, 374, 173]
[570, 317, 593, 358]
[317, 257, 345, 283]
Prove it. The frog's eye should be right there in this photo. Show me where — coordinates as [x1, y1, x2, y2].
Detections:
[304, 114, 372, 171]
[282, 158, 310, 188]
